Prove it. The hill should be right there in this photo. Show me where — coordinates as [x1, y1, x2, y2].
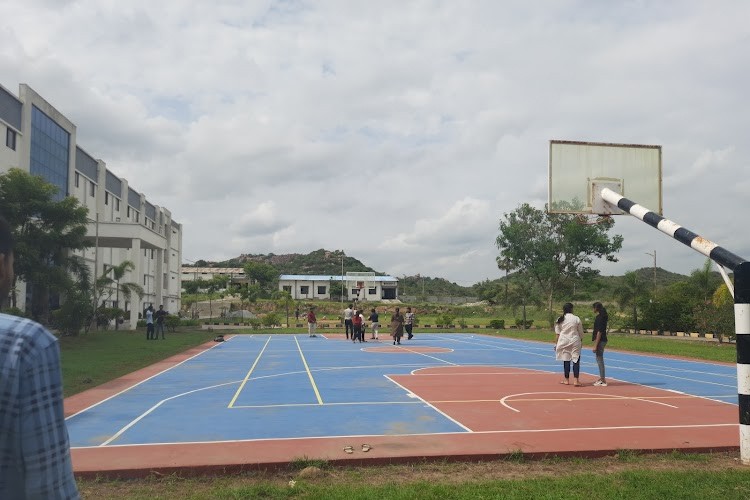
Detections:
[189, 250, 699, 299]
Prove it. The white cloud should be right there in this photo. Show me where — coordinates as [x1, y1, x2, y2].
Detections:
[3, 0, 750, 285]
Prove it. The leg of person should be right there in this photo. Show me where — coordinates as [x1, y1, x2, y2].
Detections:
[374, 324, 378, 339]
[595, 342, 607, 385]
[406, 324, 413, 340]
[573, 360, 581, 386]
[561, 361, 570, 384]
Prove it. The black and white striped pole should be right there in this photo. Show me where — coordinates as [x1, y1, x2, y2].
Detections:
[599, 186, 750, 465]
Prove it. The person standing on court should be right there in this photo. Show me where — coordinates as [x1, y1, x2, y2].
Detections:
[0, 216, 80, 499]
[307, 306, 317, 337]
[352, 309, 364, 343]
[368, 307, 379, 340]
[154, 305, 168, 339]
[343, 304, 354, 340]
[592, 302, 609, 387]
[404, 306, 415, 340]
[554, 302, 584, 386]
[390, 307, 405, 345]
[145, 305, 155, 340]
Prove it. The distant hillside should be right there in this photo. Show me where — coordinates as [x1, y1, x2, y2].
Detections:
[189, 250, 704, 300]
[208, 249, 376, 276]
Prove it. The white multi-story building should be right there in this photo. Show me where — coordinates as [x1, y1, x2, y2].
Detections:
[0, 83, 182, 328]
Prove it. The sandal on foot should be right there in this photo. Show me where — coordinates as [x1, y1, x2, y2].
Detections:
[343, 445, 354, 454]
[361, 444, 372, 452]
[559, 380, 569, 385]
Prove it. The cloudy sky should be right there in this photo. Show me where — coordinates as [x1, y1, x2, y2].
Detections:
[2, 0, 749, 285]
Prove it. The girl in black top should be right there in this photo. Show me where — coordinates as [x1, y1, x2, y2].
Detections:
[592, 302, 608, 386]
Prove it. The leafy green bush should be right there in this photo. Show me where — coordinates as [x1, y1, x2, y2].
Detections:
[247, 317, 262, 329]
[263, 312, 281, 327]
[437, 313, 455, 326]
[488, 319, 505, 329]
[515, 319, 533, 329]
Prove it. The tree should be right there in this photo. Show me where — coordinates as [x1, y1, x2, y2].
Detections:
[505, 274, 542, 328]
[96, 260, 144, 330]
[614, 271, 645, 332]
[243, 261, 279, 295]
[495, 203, 623, 320]
[0, 168, 91, 322]
[273, 290, 294, 326]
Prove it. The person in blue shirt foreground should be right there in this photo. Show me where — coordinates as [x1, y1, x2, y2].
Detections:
[0, 215, 80, 499]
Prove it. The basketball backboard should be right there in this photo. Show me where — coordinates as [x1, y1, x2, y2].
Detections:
[548, 140, 662, 215]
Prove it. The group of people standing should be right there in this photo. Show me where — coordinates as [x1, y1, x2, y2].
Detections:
[343, 304, 416, 345]
[554, 301, 608, 387]
[144, 305, 168, 340]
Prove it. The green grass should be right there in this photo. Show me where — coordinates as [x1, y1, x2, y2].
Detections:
[76, 458, 750, 499]
[60, 328, 216, 397]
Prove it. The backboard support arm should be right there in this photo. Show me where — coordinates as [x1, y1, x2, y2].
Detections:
[599, 187, 750, 465]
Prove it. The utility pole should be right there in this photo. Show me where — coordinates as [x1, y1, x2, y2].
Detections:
[645, 250, 657, 292]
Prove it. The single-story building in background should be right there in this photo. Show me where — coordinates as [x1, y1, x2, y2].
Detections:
[180, 267, 248, 289]
[278, 274, 399, 301]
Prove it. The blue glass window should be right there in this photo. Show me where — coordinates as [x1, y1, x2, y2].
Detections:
[30, 106, 70, 201]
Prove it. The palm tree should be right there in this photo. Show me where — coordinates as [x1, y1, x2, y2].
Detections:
[96, 260, 144, 330]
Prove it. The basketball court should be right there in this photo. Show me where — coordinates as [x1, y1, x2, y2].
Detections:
[65, 332, 739, 478]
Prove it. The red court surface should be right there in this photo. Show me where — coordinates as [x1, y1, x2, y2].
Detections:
[67, 337, 739, 478]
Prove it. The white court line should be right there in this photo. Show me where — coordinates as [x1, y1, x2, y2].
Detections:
[395, 345, 458, 366]
[499, 391, 679, 413]
[98, 380, 240, 446]
[385, 375, 473, 432]
[65, 338, 229, 420]
[72, 422, 738, 450]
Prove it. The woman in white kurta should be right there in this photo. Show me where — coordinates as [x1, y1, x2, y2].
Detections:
[554, 302, 584, 386]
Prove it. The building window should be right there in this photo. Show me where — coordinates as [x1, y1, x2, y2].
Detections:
[368, 287, 377, 295]
[105, 192, 109, 205]
[300, 286, 309, 295]
[5, 128, 16, 150]
[30, 106, 70, 201]
[283, 286, 292, 293]
[74, 172, 80, 188]
[89, 181, 95, 196]
[127, 207, 130, 217]
[115, 198, 120, 211]
[317, 286, 327, 295]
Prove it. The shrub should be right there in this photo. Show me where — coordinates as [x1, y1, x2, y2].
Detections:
[515, 319, 533, 329]
[165, 315, 180, 332]
[263, 312, 281, 327]
[437, 313, 455, 326]
[488, 319, 505, 329]
[247, 317, 262, 329]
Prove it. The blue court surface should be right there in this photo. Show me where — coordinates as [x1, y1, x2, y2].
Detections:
[66, 333, 738, 449]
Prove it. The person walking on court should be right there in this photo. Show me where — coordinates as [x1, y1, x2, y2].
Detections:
[154, 305, 168, 339]
[307, 307, 317, 337]
[352, 309, 364, 343]
[145, 305, 155, 340]
[592, 302, 609, 387]
[369, 308, 379, 339]
[343, 304, 354, 340]
[390, 307, 405, 345]
[0, 216, 80, 499]
[404, 306, 415, 340]
[554, 302, 584, 386]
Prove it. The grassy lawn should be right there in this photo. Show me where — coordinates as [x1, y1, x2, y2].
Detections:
[76, 452, 750, 499]
[60, 327, 216, 397]
[63, 325, 745, 498]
